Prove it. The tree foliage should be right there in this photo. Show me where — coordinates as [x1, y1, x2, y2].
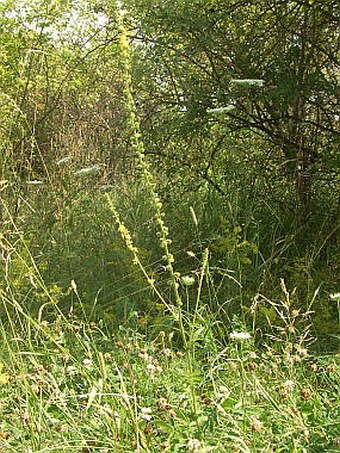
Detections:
[122, 0, 340, 209]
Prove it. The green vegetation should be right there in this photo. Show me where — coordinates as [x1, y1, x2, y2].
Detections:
[0, 0, 339, 451]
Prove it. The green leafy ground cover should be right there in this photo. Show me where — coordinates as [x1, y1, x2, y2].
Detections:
[0, 305, 339, 452]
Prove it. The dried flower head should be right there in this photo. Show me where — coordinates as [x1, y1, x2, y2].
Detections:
[31, 383, 40, 395]
[139, 351, 149, 361]
[326, 363, 337, 373]
[229, 361, 237, 371]
[104, 353, 111, 361]
[295, 344, 308, 358]
[162, 348, 172, 357]
[157, 398, 169, 410]
[300, 388, 311, 401]
[250, 417, 264, 433]
[333, 437, 340, 447]
[167, 408, 176, 418]
[61, 355, 70, 363]
[21, 411, 30, 424]
[155, 365, 163, 374]
[248, 362, 258, 371]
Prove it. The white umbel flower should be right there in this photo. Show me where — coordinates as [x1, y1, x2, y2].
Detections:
[230, 331, 251, 341]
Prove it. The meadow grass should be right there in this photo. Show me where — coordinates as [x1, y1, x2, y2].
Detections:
[0, 282, 339, 452]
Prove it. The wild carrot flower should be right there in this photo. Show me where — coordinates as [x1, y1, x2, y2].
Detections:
[230, 331, 251, 341]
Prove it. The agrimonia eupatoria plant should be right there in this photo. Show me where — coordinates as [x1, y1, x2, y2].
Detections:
[106, 14, 210, 414]
[106, 15, 190, 345]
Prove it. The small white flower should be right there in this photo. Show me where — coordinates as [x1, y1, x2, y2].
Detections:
[217, 385, 230, 399]
[230, 331, 251, 341]
[284, 380, 295, 392]
[207, 105, 236, 115]
[82, 359, 92, 369]
[146, 363, 156, 372]
[187, 438, 201, 452]
[140, 407, 152, 421]
[231, 78, 265, 87]
[66, 366, 77, 376]
[219, 385, 229, 394]
[27, 180, 44, 186]
[162, 348, 172, 357]
[178, 393, 188, 402]
[70, 280, 77, 292]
